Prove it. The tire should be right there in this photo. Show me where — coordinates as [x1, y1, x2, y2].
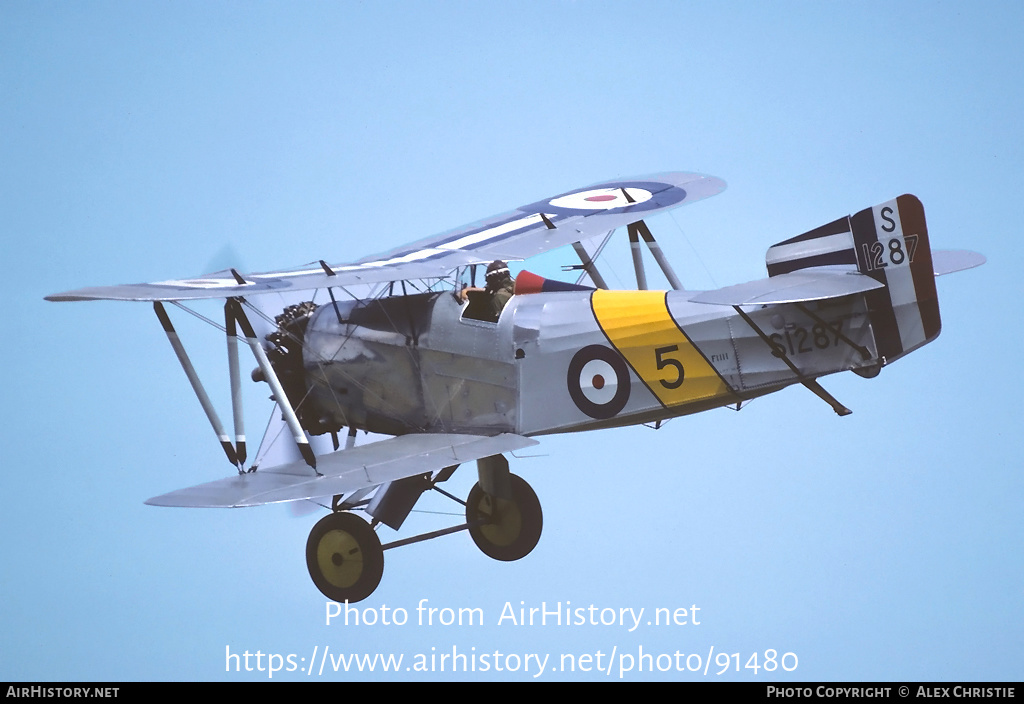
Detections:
[466, 474, 542, 561]
[306, 512, 384, 603]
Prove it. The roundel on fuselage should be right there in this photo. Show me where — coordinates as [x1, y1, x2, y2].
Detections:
[567, 345, 631, 419]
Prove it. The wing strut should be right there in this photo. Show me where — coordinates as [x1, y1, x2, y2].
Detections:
[153, 302, 240, 469]
[571, 240, 610, 289]
[732, 305, 852, 416]
[319, 260, 345, 324]
[228, 298, 319, 472]
[628, 220, 685, 291]
[628, 222, 649, 290]
[224, 302, 246, 465]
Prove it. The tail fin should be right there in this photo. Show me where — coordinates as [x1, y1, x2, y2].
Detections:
[765, 195, 939, 365]
[850, 195, 939, 363]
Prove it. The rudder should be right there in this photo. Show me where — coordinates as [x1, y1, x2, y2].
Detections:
[850, 195, 939, 364]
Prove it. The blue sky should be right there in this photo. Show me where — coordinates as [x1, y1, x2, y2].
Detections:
[2, 1, 1021, 681]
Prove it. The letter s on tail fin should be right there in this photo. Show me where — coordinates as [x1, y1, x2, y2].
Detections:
[850, 195, 938, 364]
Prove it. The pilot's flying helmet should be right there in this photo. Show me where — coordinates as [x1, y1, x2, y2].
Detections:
[485, 260, 510, 284]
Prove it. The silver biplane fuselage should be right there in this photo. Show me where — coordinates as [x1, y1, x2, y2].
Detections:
[298, 287, 875, 440]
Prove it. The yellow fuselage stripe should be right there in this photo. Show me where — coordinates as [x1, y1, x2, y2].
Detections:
[591, 290, 731, 408]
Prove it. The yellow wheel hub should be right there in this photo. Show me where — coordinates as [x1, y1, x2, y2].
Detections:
[477, 494, 522, 547]
[316, 529, 364, 588]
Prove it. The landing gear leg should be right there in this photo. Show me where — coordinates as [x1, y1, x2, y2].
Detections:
[306, 512, 384, 603]
[467, 473, 542, 561]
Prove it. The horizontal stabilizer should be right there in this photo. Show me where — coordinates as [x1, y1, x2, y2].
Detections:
[932, 249, 986, 276]
[689, 268, 884, 306]
[145, 432, 538, 508]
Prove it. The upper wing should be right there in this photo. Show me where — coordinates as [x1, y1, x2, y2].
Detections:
[145, 432, 538, 508]
[46, 172, 725, 302]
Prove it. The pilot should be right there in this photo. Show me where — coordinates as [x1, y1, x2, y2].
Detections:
[459, 260, 516, 322]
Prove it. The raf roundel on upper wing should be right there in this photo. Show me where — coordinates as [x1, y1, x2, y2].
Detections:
[531, 180, 689, 217]
[548, 187, 654, 210]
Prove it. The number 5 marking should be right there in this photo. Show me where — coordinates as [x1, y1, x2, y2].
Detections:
[655, 345, 684, 389]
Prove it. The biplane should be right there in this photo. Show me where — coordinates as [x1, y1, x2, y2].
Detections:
[46, 172, 984, 602]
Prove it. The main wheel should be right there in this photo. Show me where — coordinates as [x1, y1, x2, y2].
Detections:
[306, 512, 384, 603]
[466, 473, 542, 561]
